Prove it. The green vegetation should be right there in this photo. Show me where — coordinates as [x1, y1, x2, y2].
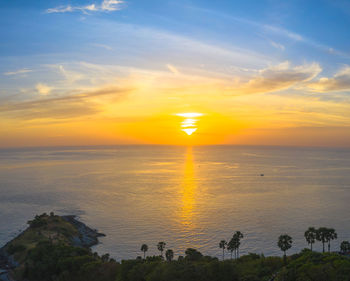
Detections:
[340, 241, 350, 254]
[21, 241, 119, 281]
[3, 214, 350, 281]
[116, 252, 282, 281]
[1, 213, 117, 281]
[141, 244, 148, 259]
[157, 242, 166, 257]
[304, 227, 317, 251]
[3, 213, 78, 264]
[278, 234, 292, 264]
[219, 240, 227, 260]
[315, 227, 338, 253]
[276, 249, 350, 281]
[165, 249, 174, 262]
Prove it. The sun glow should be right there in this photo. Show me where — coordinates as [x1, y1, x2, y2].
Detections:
[177, 113, 203, 136]
[176, 113, 203, 118]
[183, 128, 197, 135]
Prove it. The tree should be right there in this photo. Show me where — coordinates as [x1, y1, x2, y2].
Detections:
[316, 227, 329, 253]
[233, 231, 244, 258]
[101, 253, 110, 262]
[165, 249, 174, 262]
[185, 248, 203, 261]
[227, 238, 236, 259]
[157, 242, 166, 257]
[326, 228, 337, 252]
[340, 241, 350, 254]
[219, 240, 227, 260]
[278, 234, 292, 264]
[141, 244, 148, 259]
[304, 227, 317, 251]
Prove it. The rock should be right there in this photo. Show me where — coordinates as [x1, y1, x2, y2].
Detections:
[62, 215, 105, 248]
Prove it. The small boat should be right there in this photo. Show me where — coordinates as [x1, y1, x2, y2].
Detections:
[260, 174, 264, 176]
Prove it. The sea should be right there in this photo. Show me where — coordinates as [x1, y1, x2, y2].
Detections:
[0, 145, 350, 260]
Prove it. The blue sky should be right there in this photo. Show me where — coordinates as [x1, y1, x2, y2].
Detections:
[1, 0, 350, 147]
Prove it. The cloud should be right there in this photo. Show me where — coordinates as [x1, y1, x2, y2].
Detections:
[101, 0, 123, 11]
[0, 86, 131, 120]
[4, 68, 32, 76]
[166, 64, 179, 74]
[270, 41, 285, 51]
[264, 25, 303, 41]
[36, 83, 52, 95]
[46, 0, 123, 14]
[228, 61, 321, 95]
[91, 43, 113, 50]
[307, 66, 350, 92]
[46, 4, 97, 14]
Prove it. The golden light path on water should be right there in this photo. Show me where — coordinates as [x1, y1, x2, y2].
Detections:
[180, 147, 196, 228]
[177, 146, 202, 251]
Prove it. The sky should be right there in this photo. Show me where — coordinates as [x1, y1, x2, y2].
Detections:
[1, 0, 350, 147]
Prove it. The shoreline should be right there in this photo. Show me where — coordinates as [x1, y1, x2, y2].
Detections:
[61, 215, 106, 248]
[0, 215, 105, 281]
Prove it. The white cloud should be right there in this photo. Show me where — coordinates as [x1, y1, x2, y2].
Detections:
[4, 68, 32, 76]
[166, 64, 179, 74]
[228, 61, 322, 95]
[36, 83, 52, 95]
[270, 41, 285, 51]
[91, 43, 113, 50]
[307, 66, 350, 92]
[101, 0, 123, 11]
[46, 0, 123, 14]
[264, 25, 303, 41]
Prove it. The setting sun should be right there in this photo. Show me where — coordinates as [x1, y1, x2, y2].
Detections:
[182, 128, 197, 135]
[177, 113, 203, 136]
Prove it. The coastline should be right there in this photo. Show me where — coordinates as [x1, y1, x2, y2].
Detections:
[61, 215, 106, 248]
[0, 215, 105, 281]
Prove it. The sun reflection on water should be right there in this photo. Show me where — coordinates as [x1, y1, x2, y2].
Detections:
[179, 146, 197, 231]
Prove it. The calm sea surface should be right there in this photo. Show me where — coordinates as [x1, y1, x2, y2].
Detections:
[1, 145, 350, 260]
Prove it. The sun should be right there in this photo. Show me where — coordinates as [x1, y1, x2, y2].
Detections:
[183, 128, 197, 135]
[176, 113, 203, 136]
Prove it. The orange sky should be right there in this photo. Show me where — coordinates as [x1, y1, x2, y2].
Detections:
[2, 5, 350, 148]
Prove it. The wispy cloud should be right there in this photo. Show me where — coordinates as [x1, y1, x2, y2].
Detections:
[307, 66, 350, 92]
[101, 0, 124, 11]
[227, 61, 321, 95]
[0, 86, 131, 120]
[270, 41, 285, 51]
[91, 43, 113, 50]
[36, 83, 52, 95]
[166, 64, 179, 74]
[46, 0, 124, 14]
[4, 68, 32, 76]
[264, 25, 303, 41]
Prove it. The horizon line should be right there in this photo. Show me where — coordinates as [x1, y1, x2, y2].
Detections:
[1, 143, 350, 150]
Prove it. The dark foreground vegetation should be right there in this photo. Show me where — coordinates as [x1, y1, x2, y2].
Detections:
[1, 213, 350, 281]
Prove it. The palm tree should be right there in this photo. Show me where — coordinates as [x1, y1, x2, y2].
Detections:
[165, 249, 174, 261]
[316, 227, 329, 253]
[278, 234, 292, 264]
[157, 241, 166, 257]
[233, 231, 244, 258]
[326, 228, 337, 252]
[141, 244, 148, 259]
[219, 240, 227, 260]
[304, 227, 317, 251]
[227, 238, 236, 259]
[340, 241, 350, 254]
